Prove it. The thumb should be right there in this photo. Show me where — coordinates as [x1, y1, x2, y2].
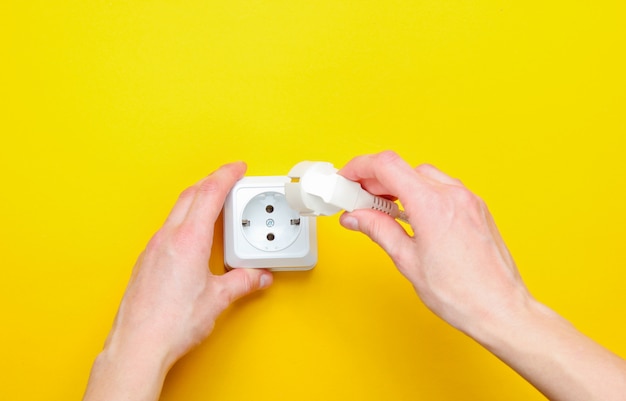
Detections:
[218, 268, 274, 304]
[340, 210, 412, 264]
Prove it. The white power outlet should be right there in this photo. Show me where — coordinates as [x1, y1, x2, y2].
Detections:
[223, 176, 317, 271]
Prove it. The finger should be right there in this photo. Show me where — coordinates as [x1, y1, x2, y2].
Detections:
[183, 162, 247, 237]
[340, 209, 413, 266]
[217, 268, 273, 305]
[163, 181, 204, 229]
[163, 163, 245, 228]
[338, 151, 429, 201]
[415, 164, 463, 186]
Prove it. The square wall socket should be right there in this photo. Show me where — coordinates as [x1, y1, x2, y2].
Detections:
[224, 176, 317, 271]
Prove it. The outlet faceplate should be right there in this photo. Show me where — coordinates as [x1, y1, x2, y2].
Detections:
[224, 176, 317, 271]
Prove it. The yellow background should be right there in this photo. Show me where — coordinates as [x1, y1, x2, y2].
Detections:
[1, 1, 625, 400]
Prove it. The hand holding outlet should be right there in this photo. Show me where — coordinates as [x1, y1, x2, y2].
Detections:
[83, 162, 273, 401]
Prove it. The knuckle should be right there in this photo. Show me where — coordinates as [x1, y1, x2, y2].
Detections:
[377, 150, 402, 164]
[364, 215, 400, 256]
[178, 186, 197, 201]
[216, 282, 232, 309]
[363, 217, 382, 241]
[197, 177, 221, 195]
[415, 163, 436, 174]
[449, 186, 486, 223]
[392, 248, 414, 273]
[146, 229, 167, 252]
[172, 225, 193, 247]
[451, 186, 479, 208]
[239, 272, 255, 294]
[209, 280, 231, 312]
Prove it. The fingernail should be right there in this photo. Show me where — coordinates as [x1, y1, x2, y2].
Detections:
[341, 215, 359, 231]
[259, 273, 272, 289]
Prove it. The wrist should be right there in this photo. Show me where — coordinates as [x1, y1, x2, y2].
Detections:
[468, 294, 556, 352]
[84, 332, 171, 401]
[465, 296, 626, 401]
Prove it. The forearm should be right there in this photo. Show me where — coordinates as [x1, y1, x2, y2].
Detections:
[83, 341, 169, 401]
[473, 299, 626, 401]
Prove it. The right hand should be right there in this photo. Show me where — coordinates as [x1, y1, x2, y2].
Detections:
[338, 151, 533, 336]
[339, 151, 626, 401]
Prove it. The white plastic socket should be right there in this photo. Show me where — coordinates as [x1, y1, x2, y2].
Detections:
[223, 176, 317, 271]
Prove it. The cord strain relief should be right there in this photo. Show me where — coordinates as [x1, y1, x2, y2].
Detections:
[371, 196, 396, 215]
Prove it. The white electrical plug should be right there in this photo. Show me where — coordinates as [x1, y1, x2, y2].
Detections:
[223, 176, 317, 271]
[285, 161, 408, 222]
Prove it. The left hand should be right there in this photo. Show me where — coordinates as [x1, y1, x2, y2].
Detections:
[84, 162, 273, 401]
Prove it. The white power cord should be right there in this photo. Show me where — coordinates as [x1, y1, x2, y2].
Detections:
[285, 161, 408, 223]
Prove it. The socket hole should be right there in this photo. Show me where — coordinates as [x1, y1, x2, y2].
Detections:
[241, 191, 301, 252]
[265, 205, 274, 213]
